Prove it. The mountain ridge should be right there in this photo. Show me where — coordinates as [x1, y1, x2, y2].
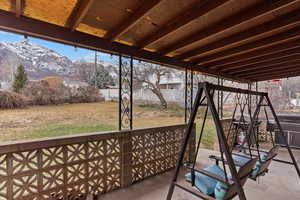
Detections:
[0, 40, 116, 82]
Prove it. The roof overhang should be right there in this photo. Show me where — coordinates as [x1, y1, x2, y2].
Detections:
[1, 0, 300, 83]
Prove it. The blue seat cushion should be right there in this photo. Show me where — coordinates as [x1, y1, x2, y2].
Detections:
[185, 165, 225, 195]
[232, 154, 250, 165]
[215, 181, 229, 200]
[252, 153, 268, 178]
[233, 153, 268, 178]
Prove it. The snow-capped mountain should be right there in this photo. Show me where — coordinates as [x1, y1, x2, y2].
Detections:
[0, 40, 76, 80]
[74, 52, 117, 68]
[74, 53, 118, 78]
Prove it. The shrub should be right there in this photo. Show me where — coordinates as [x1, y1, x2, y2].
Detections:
[69, 86, 104, 103]
[0, 91, 27, 109]
[20, 80, 70, 105]
[20, 81, 104, 105]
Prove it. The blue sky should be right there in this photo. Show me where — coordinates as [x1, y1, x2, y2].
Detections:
[0, 30, 111, 61]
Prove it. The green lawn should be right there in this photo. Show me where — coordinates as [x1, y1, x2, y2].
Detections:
[196, 119, 216, 149]
[0, 102, 216, 149]
[25, 124, 115, 139]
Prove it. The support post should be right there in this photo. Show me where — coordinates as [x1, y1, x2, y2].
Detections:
[121, 131, 133, 187]
[185, 68, 193, 122]
[221, 78, 224, 119]
[119, 55, 133, 130]
[217, 77, 220, 117]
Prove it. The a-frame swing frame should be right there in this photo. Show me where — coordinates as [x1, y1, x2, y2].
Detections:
[166, 82, 300, 200]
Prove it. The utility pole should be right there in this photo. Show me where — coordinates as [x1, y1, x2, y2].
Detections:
[94, 51, 97, 88]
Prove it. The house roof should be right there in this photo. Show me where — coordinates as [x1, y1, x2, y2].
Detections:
[63, 79, 89, 87]
[1, 0, 300, 82]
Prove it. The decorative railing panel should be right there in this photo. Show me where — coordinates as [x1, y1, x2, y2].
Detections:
[130, 125, 194, 183]
[0, 124, 195, 200]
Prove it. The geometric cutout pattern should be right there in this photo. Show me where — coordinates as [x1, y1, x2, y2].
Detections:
[131, 125, 193, 183]
[0, 124, 192, 199]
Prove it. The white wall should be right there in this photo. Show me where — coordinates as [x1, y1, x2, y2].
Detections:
[100, 88, 185, 105]
[0, 82, 11, 91]
[100, 89, 119, 101]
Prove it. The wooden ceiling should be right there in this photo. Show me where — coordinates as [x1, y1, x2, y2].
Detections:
[1, 0, 300, 82]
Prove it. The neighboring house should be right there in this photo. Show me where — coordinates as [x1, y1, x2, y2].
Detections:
[142, 72, 185, 90]
[290, 92, 300, 106]
[43, 76, 64, 88]
[63, 79, 89, 88]
[158, 77, 183, 89]
[290, 99, 300, 107]
[0, 81, 11, 90]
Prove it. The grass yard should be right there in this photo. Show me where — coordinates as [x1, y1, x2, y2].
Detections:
[0, 102, 216, 148]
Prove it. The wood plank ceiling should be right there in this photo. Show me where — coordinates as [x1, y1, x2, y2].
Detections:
[1, 0, 300, 82]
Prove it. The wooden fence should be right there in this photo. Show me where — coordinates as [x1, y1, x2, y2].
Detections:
[0, 124, 195, 200]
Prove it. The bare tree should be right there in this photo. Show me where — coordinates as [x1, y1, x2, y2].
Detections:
[134, 62, 174, 108]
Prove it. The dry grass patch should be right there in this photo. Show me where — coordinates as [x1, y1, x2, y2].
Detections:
[0, 102, 216, 148]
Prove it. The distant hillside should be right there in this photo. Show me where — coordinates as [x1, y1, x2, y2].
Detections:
[0, 40, 117, 82]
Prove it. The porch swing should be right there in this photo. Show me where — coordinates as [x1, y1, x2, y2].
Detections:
[210, 91, 280, 181]
[184, 89, 257, 200]
[166, 82, 300, 200]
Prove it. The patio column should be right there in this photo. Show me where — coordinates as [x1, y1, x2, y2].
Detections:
[119, 55, 133, 130]
[185, 67, 193, 123]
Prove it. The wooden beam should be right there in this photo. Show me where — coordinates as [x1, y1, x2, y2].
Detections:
[203, 39, 300, 69]
[228, 55, 300, 75]
[15, 0, 22, 17]
[218, 47, 300, 72]
[159, 0, 298, 55]
[0, 10, 249, 83]
[68, 0, 95, 31]
[105, 0, 162, 41]
[248, 67, 300, 78]
[249, 68, 300, 81]
[176, 8, 300, 60]
[255, 72, 300, 81]
[192, 25, 300, 65]
[137, 0, 230, 48]
[241, 64, 300, 78]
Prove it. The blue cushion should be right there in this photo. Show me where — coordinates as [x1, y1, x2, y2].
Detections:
[185, 165, 225, 195]
[233, 153, 268, 178]
[215, 181, 229, 200]
[232, 154, 250, 165]
[251, 153, 268, 178]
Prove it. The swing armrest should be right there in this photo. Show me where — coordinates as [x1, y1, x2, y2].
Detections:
[185, 166, 233, 185]
[209, 155, 244, 167]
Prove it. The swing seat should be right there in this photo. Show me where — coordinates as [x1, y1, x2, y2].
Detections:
[185, 165, 226, 195]
[185, 157, 257, 199]
[232, 153, 267, 178]
[232, 145, 279, 179]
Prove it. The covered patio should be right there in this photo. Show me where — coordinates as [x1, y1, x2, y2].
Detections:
[0, 0, 300, 200]
[103, 148, 300, 200]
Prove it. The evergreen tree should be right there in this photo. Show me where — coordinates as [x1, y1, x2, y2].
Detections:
[89, 65, 115, 89]
[13, 65, 27, 92]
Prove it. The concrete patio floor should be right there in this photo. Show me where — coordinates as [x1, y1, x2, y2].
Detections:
[100, 148, 300, 200]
